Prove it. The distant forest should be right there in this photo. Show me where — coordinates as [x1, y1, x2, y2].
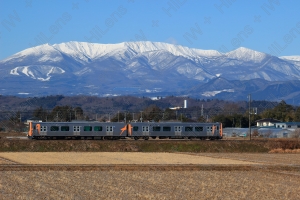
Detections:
[0, 95, 300, 131]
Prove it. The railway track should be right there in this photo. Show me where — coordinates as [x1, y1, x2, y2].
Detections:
[1, 136, 242, 141]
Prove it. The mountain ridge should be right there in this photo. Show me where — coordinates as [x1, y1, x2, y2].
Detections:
[1, 41, 300, 104]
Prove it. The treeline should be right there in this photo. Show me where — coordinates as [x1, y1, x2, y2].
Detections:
[212, 100, 300, 128]
[1, 95, 300, 132]
[31, 105, 192, 123]
[33, 100, 299, 128]
[0, 95, 277, 115]
[33, 106, 84, 122]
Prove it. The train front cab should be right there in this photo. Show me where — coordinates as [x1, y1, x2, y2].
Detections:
[27, 122, 41, 139]
[204, 123, 223, 140]
[28, 122, 33, 139]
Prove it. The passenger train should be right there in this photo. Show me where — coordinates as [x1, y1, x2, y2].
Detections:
[28, 121, 223, 140]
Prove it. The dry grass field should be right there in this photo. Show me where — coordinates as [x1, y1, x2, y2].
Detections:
[0, 153, 300, 199]
[0, 152, 257, 165]
[1, 170, 300, 199]
[0, 138, 299, 199]
[188, 153, 300, 165]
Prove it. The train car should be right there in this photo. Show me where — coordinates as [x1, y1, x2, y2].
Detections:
[28, 121, 127, 140]
[28, 121, 222, 140]
[129, 122, 222, 140]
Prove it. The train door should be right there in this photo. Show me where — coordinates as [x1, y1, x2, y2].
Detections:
[73, 126, 80, 136]
[174, 126, 182, 136]
[142, 126, 149, 136]
[106, 126, 114, 136]
[207, 126, 213, 136]
[40, 125, 47, 136]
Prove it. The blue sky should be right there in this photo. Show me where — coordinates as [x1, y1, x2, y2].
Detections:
[0, 0, 299, 60]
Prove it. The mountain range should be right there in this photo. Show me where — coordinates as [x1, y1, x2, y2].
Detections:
[0, 41, 300, 104]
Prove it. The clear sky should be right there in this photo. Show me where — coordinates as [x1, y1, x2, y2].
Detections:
[0, 0, 299, 60]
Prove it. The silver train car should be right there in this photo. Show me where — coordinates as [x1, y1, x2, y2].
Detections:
[28, 121, 223, 140]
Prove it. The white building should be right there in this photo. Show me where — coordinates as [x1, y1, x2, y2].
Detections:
[256, 118, 281, 127]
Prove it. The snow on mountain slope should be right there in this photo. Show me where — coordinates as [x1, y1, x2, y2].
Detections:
[1, 43, 64, 63]
[10, 65, 65, 81]
[225, 47, 267, 62]
[280, 56, 300, 69]
[280, 56, 300, 61]
[1, 41, 300, 101]
[123, 41, 221, 58]
[51, 41, 222, 62]
[52, 41, 125, 62]
[1, 41, 300, 84]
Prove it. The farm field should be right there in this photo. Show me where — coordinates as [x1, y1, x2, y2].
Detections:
[0, 152, 257, 165]
[1, 170, 300, 199]
[1, 149, 300, 199]
[188, 153, 300, 165]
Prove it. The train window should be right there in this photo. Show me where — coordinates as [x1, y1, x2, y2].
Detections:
[61, 126, 70, 131]
[163, 126, 171, 131]
[94, 126, 102, 131]
[153, 126, 161, 131]
[84, 126, 92, 131]
[185, 127, 193, 131]
[50, 126, 59, 131]
[195, 127, 203, 131]
[133, 126, 139, 131]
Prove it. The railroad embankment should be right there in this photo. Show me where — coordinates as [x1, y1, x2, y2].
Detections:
[0, 139, 299, 153]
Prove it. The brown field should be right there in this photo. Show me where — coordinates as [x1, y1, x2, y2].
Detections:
[1, 170, 300, 199]
[0, 153, 300, 199]
[0, 137, 299, 200]
[189, 153, 300, 165]
[0, 152, 257, 165]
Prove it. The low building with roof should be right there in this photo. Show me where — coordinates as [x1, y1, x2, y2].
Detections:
[274, 122, 300, 129]
[256, 118, 281, 127]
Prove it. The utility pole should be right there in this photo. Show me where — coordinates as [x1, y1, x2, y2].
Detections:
[248, 94, 251, 140]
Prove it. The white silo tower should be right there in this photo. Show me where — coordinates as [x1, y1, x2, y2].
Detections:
[184, 100, 187, 108]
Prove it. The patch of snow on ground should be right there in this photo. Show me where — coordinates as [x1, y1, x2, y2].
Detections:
[202, 89, 234, 97]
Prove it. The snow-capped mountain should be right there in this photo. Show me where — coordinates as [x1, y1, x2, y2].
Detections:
[0, 41, 300, 103]
[280, 56, 300, 69]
